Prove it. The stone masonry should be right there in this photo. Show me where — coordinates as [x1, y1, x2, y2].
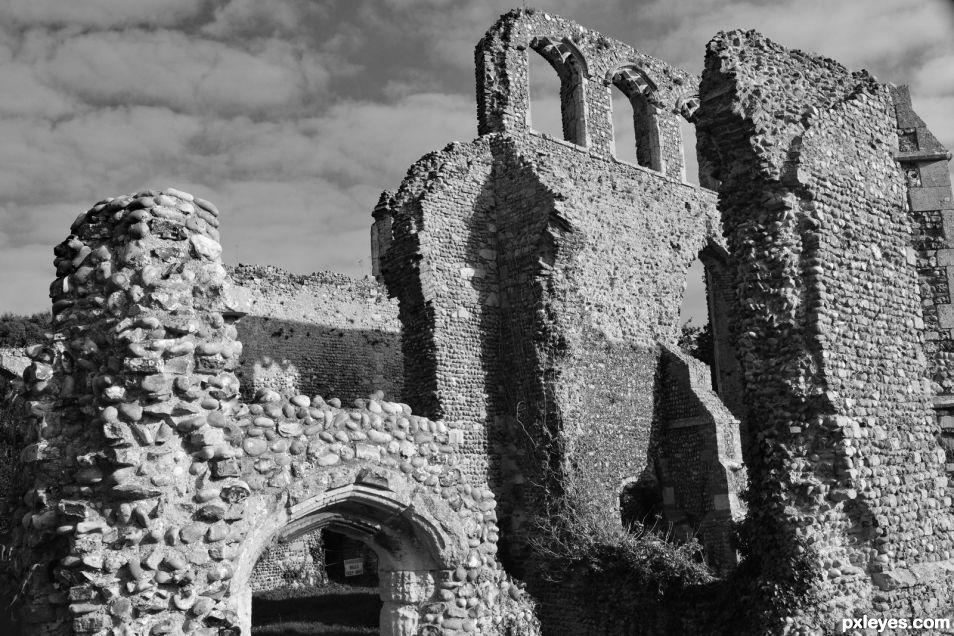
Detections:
[696, 28, 954, 626]
[6, 188, 535, 636]
[375, 10, 746, 628]
[1, 7, 953, 636]
[227, 265, 402, 404]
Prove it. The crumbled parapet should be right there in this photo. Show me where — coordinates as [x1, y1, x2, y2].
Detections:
[225, 264, 403, 404]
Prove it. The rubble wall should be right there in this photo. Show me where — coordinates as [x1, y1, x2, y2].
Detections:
[0, 349, 28, 538]
[227, 265, 403, 403]
[8, 189, 537, 636]
[696, 29, 954, 626]
[378, 11, 747, 627]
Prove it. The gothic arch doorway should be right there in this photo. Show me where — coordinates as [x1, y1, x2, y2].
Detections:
[232, 481, 456, 636]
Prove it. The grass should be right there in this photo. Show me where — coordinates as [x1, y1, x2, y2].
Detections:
[252, 587, 381, 636]
[252, 622, 377, 635]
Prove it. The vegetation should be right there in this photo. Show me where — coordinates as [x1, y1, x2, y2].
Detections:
[0, 312, 49, 348]
[524, 469, 716, 633]
[678, 319, 714, 367]
[252, 585, 379, 636]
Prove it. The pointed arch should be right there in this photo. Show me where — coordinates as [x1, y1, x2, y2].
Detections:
[529, 35, 589, 146]
[607, 63, 662, 170]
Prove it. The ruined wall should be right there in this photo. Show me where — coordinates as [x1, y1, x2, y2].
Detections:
[697, 29, 954, 626]
[228, 265, 403, 403]
[8, 188, 535, 636]
[655, 343, 745, 573]
[10, 8, 954, 635]
[892, 86, 954, 483]
[0, 348, 28, 538]
[377, 11, 746, 627]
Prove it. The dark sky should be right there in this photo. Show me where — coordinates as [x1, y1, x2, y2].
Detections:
[1, 0, 952, 320]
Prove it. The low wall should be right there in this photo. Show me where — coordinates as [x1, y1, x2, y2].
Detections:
[228, 265, 403, 404]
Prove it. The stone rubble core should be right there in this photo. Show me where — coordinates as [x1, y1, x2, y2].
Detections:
[2, 6, 954, 636]
[11, 188, 536, 636]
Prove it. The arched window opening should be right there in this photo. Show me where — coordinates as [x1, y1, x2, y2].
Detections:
[251, 528, 381, 634]
[528, 47, 564, 140]
[611, 84, 638, 164]
[697, 245, 747, 453]
[678, 92, 721, 190]
[610, 65, 662, 170]
[677, 257, 712, 370]
[680, 119, 701, 186]
[528, 36, 587, 146]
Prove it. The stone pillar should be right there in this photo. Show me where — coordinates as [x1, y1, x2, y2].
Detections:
[378, 570, 434, 636]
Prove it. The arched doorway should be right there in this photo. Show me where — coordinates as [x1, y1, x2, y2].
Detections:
[249, 527, 383, 634]
[232, 480, 456, 636]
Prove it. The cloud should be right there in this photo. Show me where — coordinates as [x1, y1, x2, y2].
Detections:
[636, 0, 954, 76]
[0, 244, 54, 314]
[201, 0, 331, 40]
[30, 29, 331, 117]
[913, 54, 954, 97]
[0, 0, 207, 29]
[0, 61, 75, 118]
[0, 0, 950, 318]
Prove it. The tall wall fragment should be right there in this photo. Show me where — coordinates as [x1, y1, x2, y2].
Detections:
[696, 29, 954, 624]
[376, 10, 747, 620]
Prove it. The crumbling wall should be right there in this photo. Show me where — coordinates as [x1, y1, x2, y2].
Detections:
[227, 265, 403, 403]
[654, 343, 745, 573]
[7, 189, 536, 636]
[0, 348, 28, 538]
[378, 11, 746, 631]
[697, 29, 954, 626]
[891, 86, 954, 482]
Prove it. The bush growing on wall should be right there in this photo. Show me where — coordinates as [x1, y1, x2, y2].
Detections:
[0, 312, 49, 348]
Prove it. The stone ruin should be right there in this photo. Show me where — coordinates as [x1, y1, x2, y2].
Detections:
[0, 7, 953, 636]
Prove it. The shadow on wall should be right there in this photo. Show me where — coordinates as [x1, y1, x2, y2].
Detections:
[235, 318, 404, 404]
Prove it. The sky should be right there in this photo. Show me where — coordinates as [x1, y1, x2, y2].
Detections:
[0, 0, 952, 320]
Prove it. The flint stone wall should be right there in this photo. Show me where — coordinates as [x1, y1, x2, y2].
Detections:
[376, 8, 746, 605]
[8, 188, 536, 636]
[6, 7, 954, 636]
[0, 353, 27, 539]
[227, 264, 403, 403]
[697, 28, 954, 625]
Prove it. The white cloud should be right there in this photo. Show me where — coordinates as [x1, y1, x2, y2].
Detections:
[913, 54, 954, 97]
[32, 29, 330, 116]
[202, 0, 331, 40]
[0, 0, 950, 317]
[0, 62, 75, 118]
[0, 244, 54, 315]
[0, 0, 206, 29]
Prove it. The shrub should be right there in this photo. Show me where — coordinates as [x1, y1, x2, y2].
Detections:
[0, 311, 50, 348]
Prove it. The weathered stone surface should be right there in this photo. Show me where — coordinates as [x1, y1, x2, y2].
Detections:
[4, 9, 953, 636]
